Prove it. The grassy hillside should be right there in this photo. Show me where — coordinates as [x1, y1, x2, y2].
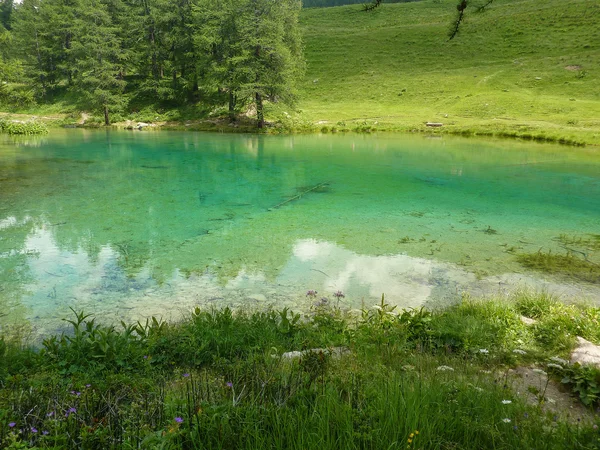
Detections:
[293, 0, 600, 144]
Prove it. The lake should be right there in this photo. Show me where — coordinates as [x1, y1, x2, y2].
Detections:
[1, 129, 599, 337]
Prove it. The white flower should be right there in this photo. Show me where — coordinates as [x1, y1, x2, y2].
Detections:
[512, 349, 527, 355]
[547, 363, 563, 370]
[532, 369, 547, 376]
[436, 365, 454, 372]
[550, 356, 569, 365]
[480, 370, 492, 374]
[502, 418, 511, 423]
[474, 387, 484, 392]
[501, 400, 512, 404]
[479, 349, 489, 354]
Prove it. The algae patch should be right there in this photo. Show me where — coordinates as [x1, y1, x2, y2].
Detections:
[517, 250, 600, 284]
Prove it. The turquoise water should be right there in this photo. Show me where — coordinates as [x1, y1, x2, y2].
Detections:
[1, 130, 599, 337]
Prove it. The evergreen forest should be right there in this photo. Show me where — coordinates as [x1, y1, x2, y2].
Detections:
[0, 0, 304, 126]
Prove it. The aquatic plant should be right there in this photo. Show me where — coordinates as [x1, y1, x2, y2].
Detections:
[517, 250, 600, 284]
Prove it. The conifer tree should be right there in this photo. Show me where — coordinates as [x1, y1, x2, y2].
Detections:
[71, 0, 126, 124]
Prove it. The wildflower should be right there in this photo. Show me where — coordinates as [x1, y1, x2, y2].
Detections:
[523, 413, 529, 419]
[479, 349, 489, 354]
[85, 384, 91, 388]
[31, 427, 38, 433]
[513, 349, 527, 355]
[226, 382, 233, 388]
[70, 391, 81, 397]
[502, 400, 512, 404]
[480, 370, 492, 374]
[474, 387, 484, 392]
[436, 365, 454, 372]
[333, 290, 345, 299]
[174, 417, 183, 423]
[42, 431, 49, 435]
[407, 438, 412, 444]
[306, 290, 318, 298]
[593, 424, 598, 430]
[143, 355, 148, 359]
[8, 422, 16, 428]
[183, 373, 190, 378]
[502, 418, 511, 423]
[513, 425, 518, 431]
[547, 363, 563, 370]
[415, 431, 419, 435]
[46, 411, 54, 417]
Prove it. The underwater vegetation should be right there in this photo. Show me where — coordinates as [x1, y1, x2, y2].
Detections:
[517, 235, 600, 284]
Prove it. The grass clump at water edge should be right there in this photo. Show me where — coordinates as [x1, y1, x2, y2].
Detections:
[1, 293, 600, 448]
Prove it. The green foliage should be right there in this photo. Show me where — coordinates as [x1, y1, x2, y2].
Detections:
[41, 309, 149, 375]
[3, 296, 600, 448]
[0, 118, 48, 134]
[550, 362, 600, 407]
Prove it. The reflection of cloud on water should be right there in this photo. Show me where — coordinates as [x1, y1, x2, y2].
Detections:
[9, 232, 600, 340]
[289, 239, 474, 308]
[288, 239, 600, 308]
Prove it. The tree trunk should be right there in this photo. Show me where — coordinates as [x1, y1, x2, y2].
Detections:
[104, 105, 110, 126]
[228, 91, 236, 122]
[255, 92, 264, 129]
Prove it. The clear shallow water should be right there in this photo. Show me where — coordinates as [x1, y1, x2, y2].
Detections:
[1, 130, 599, 337]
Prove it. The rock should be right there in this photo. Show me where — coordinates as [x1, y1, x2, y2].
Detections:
[520, 315, 537, 326]
[426, 122, 443, 127]
[280, 347, 350, 360]
[570, 336, 600, 367]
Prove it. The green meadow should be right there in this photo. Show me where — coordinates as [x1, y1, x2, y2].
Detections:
[292, 0, 600, 144]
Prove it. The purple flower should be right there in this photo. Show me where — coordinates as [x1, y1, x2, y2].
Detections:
[31, 427, 38, 433]
[46, 411, 54, 417]
[143, 355, 148, 359]
[306, 290, 318, 298]
[174, 417, 183, 423]
[226, 382, 233, 388]
[333, 290, 345, 299]
[85, 384, 91, 388]
[69, 407, 77, 413]
[183, 373, 190, 378]
[8, 422, 16, 428]
[42, 431, 49, 436]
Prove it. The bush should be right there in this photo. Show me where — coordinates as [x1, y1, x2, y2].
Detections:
[0, 119, 48, 135]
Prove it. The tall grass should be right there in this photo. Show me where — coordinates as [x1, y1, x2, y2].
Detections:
[1, 293, 600, 448]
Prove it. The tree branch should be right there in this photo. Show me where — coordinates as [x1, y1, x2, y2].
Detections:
[448, 0, 468, 41]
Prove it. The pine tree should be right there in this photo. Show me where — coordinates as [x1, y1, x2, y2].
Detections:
[71, 0, 127, 124]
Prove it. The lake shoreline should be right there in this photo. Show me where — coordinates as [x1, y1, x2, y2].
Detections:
[0, 111, 597, 148]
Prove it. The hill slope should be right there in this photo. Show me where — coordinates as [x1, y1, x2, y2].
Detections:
[294, 0, 600, 144]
